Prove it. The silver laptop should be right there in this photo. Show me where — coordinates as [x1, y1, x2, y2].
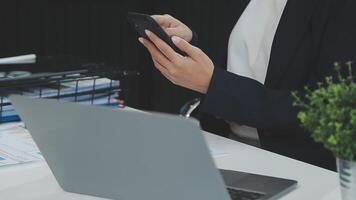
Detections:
[10, 95, 297, 200]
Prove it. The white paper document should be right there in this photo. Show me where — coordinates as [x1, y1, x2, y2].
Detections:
[0, 123, 43, 167]
[0, 54, 36, 65]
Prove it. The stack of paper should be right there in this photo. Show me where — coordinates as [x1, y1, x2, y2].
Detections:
[0, 122, 43, 167]
[0, 78, 120, 122]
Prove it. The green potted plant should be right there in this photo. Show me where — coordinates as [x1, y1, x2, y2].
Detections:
[293, 62, 356, 200]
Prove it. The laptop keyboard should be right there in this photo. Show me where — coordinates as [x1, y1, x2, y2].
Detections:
[227, 188, 266, 200]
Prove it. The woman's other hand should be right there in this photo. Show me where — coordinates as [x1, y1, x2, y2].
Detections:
[139, 30, 214, 94]
[151, 14, 193, 43]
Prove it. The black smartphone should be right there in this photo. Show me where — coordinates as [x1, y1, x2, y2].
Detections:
[127, 12, 187, 56]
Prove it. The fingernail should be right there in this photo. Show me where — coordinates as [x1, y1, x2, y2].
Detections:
[145, 30, 151, 37]
[138, 37, 144, 44]
[172, 36, 181, 44]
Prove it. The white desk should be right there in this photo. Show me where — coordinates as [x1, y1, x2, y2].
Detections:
[0, 131, 340, 200]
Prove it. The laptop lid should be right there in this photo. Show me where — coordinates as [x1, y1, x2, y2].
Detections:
[10, 95, 231, 200]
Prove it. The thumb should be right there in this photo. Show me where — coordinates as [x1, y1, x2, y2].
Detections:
[172, 36, 200, 58]
[151, 15, 171, 27]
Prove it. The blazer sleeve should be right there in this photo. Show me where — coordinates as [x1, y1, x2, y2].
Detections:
[200, 0, 356, 136]
[200, 68, 302, 134]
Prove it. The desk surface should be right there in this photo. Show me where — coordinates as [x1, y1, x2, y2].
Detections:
[0, 131, 340, 200]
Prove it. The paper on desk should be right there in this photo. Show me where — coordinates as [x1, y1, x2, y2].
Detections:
[0, 54, 36, 65]
[0, 123, 43, 167]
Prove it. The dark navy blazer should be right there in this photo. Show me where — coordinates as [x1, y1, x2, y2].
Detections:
[198, 0, 356, 171]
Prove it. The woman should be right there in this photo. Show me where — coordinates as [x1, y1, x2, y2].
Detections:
[138, 0, 356, 171]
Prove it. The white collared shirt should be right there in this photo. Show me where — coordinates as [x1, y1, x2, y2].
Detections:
[227, 0, 288, 140]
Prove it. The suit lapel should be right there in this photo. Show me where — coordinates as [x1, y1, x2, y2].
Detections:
[265, 0, 320, 87]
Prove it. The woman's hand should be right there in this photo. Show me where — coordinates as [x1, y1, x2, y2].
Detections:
[151, 14, 193, 43]
[138, 30, 214, 94]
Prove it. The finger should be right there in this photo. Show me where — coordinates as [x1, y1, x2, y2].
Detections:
[152, 59, 171, 77]
[152, 58, 177, 83]
[161, 70, 176, 84]
[139, 37, 173, 69]
[164, 27, 178, 37]
[151, 15, 171, 27]
[145, 30, 180, 62]
[172, 36, 201, 60]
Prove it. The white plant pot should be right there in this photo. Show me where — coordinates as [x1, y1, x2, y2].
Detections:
[338, 158, 356, 200]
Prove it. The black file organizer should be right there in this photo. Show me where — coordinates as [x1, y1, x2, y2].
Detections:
[0, 57, 141, 123]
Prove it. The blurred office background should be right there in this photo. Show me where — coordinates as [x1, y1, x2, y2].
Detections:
[0, 0, 243, 115]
